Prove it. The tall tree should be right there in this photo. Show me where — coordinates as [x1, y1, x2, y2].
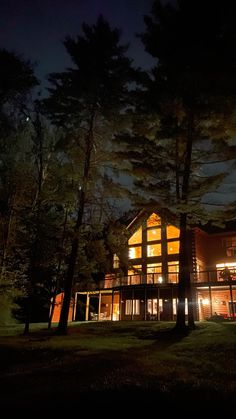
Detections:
[43, 15, 133, 334]
[0, 49, 38, 324]
[0, 49, 38, 283]
[113, 0, 236, 331]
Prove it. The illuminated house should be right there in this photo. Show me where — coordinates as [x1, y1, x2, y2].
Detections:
[71, 210, 236, 322]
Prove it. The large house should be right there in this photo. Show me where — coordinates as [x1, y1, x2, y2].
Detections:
[53, 210, 236, 323]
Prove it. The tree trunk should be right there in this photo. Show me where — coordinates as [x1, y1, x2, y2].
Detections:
[48, 207, 68, 329]
[175, 108, 196, 331]
[174, 213, 188, 332]
[56, 111, 95, 335]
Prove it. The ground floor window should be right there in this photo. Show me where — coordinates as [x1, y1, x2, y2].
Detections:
[125, 299, 140, 315]
[197, 285, 236, 320]
[173, 298, 188, 315]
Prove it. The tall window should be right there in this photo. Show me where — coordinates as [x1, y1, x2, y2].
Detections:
[128, 226, 142, 260]
[127, 212, 180, 283]
[125, 299, 140, 315]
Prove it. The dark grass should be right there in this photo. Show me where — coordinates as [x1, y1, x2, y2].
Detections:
[0, 321, 235, 414]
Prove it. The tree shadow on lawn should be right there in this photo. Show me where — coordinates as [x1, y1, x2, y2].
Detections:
[135, 325, 190, 348]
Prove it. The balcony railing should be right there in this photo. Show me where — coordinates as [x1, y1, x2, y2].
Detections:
[103, 269, 236, 288]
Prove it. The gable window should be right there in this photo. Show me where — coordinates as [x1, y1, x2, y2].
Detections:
[167, 225, 180, 239]
[147, 228, 161, 241]
[129, 246, 141, 259]
[128, 227, 142, 245]
[147, 213, 161, 227]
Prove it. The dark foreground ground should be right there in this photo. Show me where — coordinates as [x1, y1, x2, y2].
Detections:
[0, 321, 235, 415]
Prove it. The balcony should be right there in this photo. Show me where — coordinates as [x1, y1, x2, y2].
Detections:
[103, 268, 236, 288]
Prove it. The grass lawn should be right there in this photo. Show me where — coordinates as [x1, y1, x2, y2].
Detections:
[0, 320, 235, 414]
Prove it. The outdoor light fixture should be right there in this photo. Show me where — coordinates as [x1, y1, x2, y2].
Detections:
[202, 298, 210, 305]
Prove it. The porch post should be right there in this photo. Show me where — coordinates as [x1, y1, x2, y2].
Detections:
[131, 288, 134, 320]
[144, 287, 147, 320]
[157, 287, 160, 321]
[98, 291, 101, 321]
[209, 285, 213, 317]
[171, 286, 174, 320]
[85, 293, 90, 321]
[111, 290, 114, 321]
[119, 289, 122, 320]
[73, 292, 78, 321]
[229, 283, 235, 320]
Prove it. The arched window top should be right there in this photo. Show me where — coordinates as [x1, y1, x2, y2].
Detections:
[147, 213, 161, 227]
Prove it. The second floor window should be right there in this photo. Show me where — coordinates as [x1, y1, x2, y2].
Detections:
[223, 237, 236, 257]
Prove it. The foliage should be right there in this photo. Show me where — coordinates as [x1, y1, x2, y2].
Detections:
[112, 0, 236, 330]
[42, 15, 134, 333]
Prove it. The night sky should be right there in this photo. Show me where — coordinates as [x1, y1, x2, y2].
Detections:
[1, 0, 155, 91]
[1, 0, 235, 204]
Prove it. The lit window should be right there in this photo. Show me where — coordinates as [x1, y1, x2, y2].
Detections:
[147, 213, 161, 227]
[174, 298, 188, 314]
[166, 225, 180, 239]
[147, 299, 158, 315]
[113, 253, 119, 269]
[147, 263, 162, 284]
[128, 265, 142, 285]
[128, 227, 142, 245]
[147, 243, 162, 257]
[168, 261, 179, 283]
[128, 246, 141, 259]
[167, 241, 179, 254]
[125, 299, 140, 315]
[147, 228, 161, 241]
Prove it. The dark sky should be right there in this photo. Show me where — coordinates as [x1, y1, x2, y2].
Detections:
[1, 0, 155, 91]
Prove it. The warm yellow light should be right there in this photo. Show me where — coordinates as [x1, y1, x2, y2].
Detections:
[216, 262, 236, 268]
[202, 298, 210, 305]
[158, 276, 163, 283]
[129, 248, 135, 258]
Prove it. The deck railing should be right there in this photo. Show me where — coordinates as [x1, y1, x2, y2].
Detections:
[103, 269, 236, 288]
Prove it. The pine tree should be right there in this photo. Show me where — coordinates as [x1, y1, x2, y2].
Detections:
[43, 15, 134, 334]
[113, 0, 236, 331]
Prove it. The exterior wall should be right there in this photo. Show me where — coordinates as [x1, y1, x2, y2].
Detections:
[194, 228, 210, 269]
[119, 285, 179, 321]
[51, 293, 74, 323]
[197, 285, 236, 320]
[205, 231, 236, 266]
[71, 213, 236, 323]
